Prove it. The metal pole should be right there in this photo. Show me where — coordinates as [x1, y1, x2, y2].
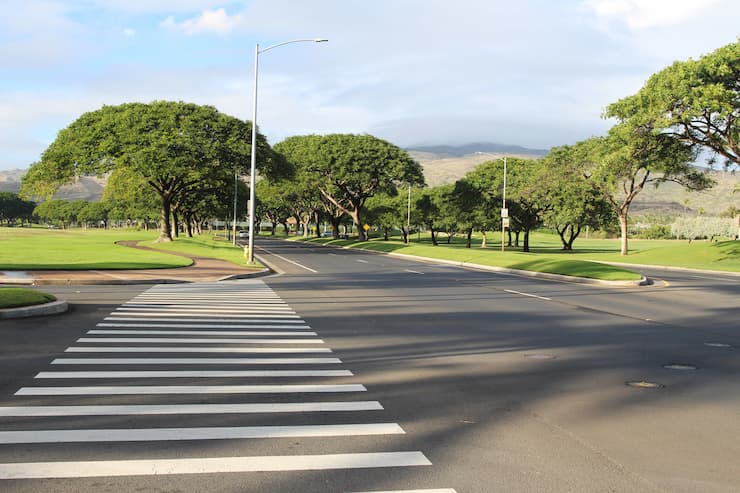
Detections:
[247, 43, 259, 264]
[232, 172, 238, 245]
[406, 184, 411, 244]
[501, 157, 507, 253]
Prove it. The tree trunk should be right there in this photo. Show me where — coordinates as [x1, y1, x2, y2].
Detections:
[515, 231, 520, 247]
[401, 225, 409, 244]
[430, 228, 438, 246]
[507, 230, 512, 247]
[557, 225, 570, 250]
[350, 210, 366, 241]
[523, 229, 530, 252]
[566, 225, 581, 250]
[481, 231, 487, 248]
[330, 216, 342, 239]
[157, 193, 173, 242]
[619, 213, 629, 256]
[466, 228, 472, 248]
[184, 214, 193, 238]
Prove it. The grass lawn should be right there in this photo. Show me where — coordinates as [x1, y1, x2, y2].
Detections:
[0, 288, 56, 309]
[0, 228, 191, 270]
[292, 230, 740, 278]
[145, 235, 262, 268]
[0, 227, 259, 270]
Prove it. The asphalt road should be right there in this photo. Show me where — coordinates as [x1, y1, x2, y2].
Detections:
[0, 237, 738, 492]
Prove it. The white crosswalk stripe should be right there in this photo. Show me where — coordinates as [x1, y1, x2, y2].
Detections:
[0, 279, 447, 490]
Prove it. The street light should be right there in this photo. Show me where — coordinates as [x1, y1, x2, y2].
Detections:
[246, 38, 328, 264]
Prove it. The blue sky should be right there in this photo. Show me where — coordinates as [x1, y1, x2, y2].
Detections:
[1, 0, 739, 170]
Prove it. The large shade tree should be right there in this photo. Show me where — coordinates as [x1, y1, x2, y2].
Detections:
[274, 134, 425, 241]
[607, 39, 739, 169]
[579, 121, 712, 255]
[21, 101, 283, 242]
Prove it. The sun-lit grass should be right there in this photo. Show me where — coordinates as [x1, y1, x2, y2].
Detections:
[0, 287, 56, 309]
[0, 228, 191, 270]
[144, 235, 262, 268]
[296, 229, 740, 277]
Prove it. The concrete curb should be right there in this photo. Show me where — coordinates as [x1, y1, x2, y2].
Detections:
[219, 268, 273, 281]
[0, 269, 271, 286]
[603, 261, 740, 278]
[0, 300, 68, 320]
[304, 240, 649, 287]
[385, 251, 649, 286]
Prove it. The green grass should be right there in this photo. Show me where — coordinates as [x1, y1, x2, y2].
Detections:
[293, 230, 740, 278]
[0, 227, 261, 270]
[0, 288, 56, 309]
[145, 235, 262, 268]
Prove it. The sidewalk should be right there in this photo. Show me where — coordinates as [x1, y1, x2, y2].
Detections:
[0, 256, 269, 286]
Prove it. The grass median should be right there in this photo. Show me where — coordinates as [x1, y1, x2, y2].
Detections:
[0, 228, 260, 270]
[0, 288, 56, 309]
[294, 231, 739, 276]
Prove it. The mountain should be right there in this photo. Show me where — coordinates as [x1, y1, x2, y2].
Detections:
[0, 169, 106, 201]
[407, 142, 548, 188]
[407, 142, 548, 159]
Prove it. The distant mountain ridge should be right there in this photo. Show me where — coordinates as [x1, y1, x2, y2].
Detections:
[406, 142, 549, 158]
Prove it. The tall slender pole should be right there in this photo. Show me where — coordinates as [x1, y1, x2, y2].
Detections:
[501, 156, 507, 253]
[232, 171, 238, 245]
[247, 43, 259, 264]
[246, 38, 326, 264]
[406, 184, 411, 244]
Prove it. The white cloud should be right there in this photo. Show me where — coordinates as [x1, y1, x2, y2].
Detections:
[160, 8, 244, 35]
[123, 28, 136, 38]
[581, 0, 723, 30]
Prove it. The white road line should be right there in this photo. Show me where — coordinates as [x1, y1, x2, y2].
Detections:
[51, 357, 343, 365]
[256, 245, 318, 273]
[0, 423, 404, 444]
[65, 347, 332, 353]
[404, 269, 424, 275]
[76, 338, 324, 344]
[349, 489, 457, 493]
[103, 318, 305, 323]
[503, 289, 551, 301]
[0, 452, 431, 479]
[0, 401, 384, 416]
[16, 384, 366, 395]
[107, 313, 301, 319]
[89, 330, 316, 336]
[115, 307, 295, 314]
[123, 304, 291, 310]
[356, 259, 369, 264]
[35, 370, 353, 379]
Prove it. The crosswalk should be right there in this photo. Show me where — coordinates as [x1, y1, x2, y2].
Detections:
[0, 280, 455, 492]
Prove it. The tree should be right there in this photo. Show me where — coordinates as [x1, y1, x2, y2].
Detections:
[102, 167, 160, 228]
[462, 158, 548, 252]
[607, 39, 740, 168]
[580, 120, 713, 255]
[274, 134, 425, 241]
[541, 146, 615, 250]
[0, 192, 35, 226]
[78, 201, 110, 228]
[21, 101, 283, 242]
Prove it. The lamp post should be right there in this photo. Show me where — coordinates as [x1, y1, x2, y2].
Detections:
[501, 157, 507, 253]
[246, 38, 328, 264]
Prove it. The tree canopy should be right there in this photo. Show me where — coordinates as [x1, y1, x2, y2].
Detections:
[607, 39, 740, 168]
[274, 134, 425, 240]
[21, 101, 285, 241]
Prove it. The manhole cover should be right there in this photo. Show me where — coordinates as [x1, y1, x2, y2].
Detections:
[663, 364, 697, 371]
[524, 354, 556, 360]
[626, 380, 664, 389]
[704, 342, 732, 348]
